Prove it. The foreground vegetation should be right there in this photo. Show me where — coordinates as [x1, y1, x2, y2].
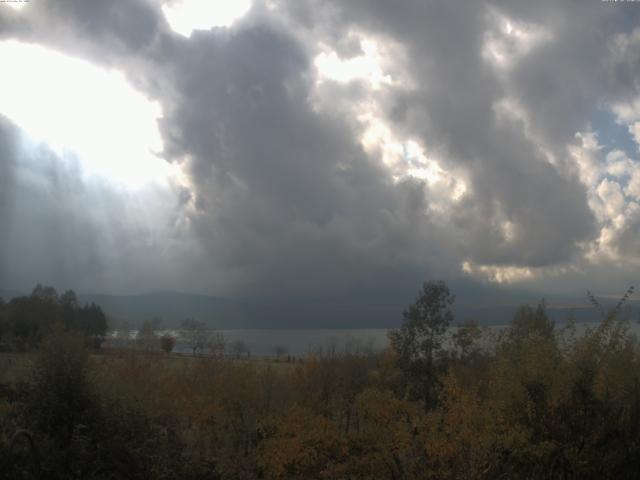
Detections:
[1, 283, 640, 479]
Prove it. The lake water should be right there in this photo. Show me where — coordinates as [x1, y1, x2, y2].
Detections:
[215, 329, 391, 356]
[108, 328, 390, 357]
[108, 321, 640, 357]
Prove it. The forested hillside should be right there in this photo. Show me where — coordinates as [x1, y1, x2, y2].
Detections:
[0, 285, 107, 351]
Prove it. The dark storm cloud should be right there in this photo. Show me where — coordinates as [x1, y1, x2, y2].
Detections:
[155, 26, 454, 294]
[1, 0, 640, 301]
[2, 0, 451, 296]
[271, 0, 609, 268]
[492, 1, 617, 146]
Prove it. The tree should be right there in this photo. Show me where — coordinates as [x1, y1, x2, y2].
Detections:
[31, 284, 59, 304]
[273, 344, 287, 358]
[232, 339, 249, 359]
[452, 320, 483, 360]
[259, 407, 347, 479]
[79, 303, 108, 349]
[138, 319, 158, 352]
[60, 290, 79, 310]
[588, 285, 635, 321]
[160, 334, 176, 354]
[27, 329, 97, 449]
[388, 280, 455, 410]
[181, 318, 209, 356]
[116, 320, 131, 348]
[0, 299, 5, 344]
[506, 301, 554, 343]
[210, 331, 226, 357]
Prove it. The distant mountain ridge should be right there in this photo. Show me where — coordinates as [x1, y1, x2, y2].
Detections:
[2, 288, 637, 329]
[0, 289, 24, 301]
[78, 291, 639, 329]
[78, 292, 261, 329]
[77, 291, 407, 329]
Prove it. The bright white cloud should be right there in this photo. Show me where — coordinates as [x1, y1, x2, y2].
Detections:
[357, 109, 467, 209]
[611, 99, 640, 149]
[597, 179, 626, 218]
[627, 169, 640, 199]
[629, 122, 640, 149]
[463, 124, 640, 286]
[162, 0, 252, 36]
[568, 131, 604, 189]
[482, 8, 551, 70]
[567, 130, 640, 266]
[462, 260, 536, 284]
[611, 99, 640, 124]
[2, 1, 28, 11]
[314, 40, 393, 89]
[606, 150, 634, 178]
[0, 40, 173, 188]
[461, 260, 575, 285]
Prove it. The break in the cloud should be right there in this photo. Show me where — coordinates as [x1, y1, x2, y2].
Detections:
[0, 0, 639, 304]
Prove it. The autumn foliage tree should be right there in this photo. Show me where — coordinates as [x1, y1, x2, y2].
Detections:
[160, 334, 176, 354]
[388, 280, 455, 410]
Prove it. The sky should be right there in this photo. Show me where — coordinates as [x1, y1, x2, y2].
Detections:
[1, 0, 640, 307]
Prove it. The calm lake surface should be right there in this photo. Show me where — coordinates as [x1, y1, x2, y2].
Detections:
[109, 322, 640, 357]
[212, 329, 391, 356]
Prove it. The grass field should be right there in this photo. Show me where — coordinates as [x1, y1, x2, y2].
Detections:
[0, 352, 35, 386]
[0, 349, 299, 388]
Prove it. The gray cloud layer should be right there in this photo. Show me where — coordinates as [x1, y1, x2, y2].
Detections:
[1, 0, 640, 303]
